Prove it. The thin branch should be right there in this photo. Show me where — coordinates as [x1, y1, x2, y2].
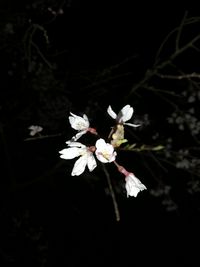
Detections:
[156, 72, 200, 80]
[154, 28, 177, 65]
[80, 72, 133, 92]
[156, 156, 200, 178]
[169, 33, 200, 62]
[32, 42, 53, 69]
[176, 11, 188, 51]
[155, 14, 200, 64]
[147, 151, 169, 173]
[191, 44, 200, 52]
[145, 87, 179, 109]
[24, 133, 62, 141]
[142, 85, 182, 97]
[101, 163, 120, 222]
[23, 23, 52, 70]
[138, 154, 162, 183]
[128, 17, 200, 98]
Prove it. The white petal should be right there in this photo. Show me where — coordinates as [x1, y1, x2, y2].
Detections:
[28, 125, 43, 136]
[95, 138, 107, 150]
[69, 112, 89, 130]
[107, 105, 117, 119]
[73, 130, 87, 141]
[59, 147, 81, 159]
[95, 138, 117, 163]
[118, 105, 133, 123]
[71, 154, 87, 176]
[70, 112, 78, 117]
[95, 152, 109, 163]
[65, 141, 85, 148]
[83, 114, 89, 123]
[28, 125, 43, 131]
[95, 138, 115, 154]
[87, 153, 97, 172]
[97, 150, 117, 163]
[125, 174, 147, 197]
[126, 183, 141, 197]
[68, 113, 78, 128]
[124, 122, 140, 127]
[29, 130, 36, 136]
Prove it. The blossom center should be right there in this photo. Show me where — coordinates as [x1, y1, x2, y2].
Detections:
[97, 151, 112, 161]
[77, 122, 87, 128]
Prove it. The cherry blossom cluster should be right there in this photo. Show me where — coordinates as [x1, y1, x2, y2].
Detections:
[59, 105, 147, 197]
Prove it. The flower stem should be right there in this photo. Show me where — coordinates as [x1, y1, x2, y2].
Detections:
[101, 163, 120, 222]
[24, 133, 62, 141]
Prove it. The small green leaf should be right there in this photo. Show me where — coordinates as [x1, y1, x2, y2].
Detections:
[152, 145, 165, 151]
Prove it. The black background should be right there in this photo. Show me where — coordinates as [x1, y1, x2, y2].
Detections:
[0, 3, 200, 266]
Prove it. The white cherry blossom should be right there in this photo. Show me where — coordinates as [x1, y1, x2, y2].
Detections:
[125, 173, 147, 197]
[107, 105, 140, 127]
[95, 138, 117, 163]
[28, 125, 43, 136]
[68, 112, 90, 141]
[59, 142, 97, 176]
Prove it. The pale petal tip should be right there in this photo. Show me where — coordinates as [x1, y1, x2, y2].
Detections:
[107, 105, 117, 119]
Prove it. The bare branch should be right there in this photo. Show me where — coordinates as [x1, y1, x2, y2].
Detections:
[176, 11, 188, 51]
[155, 15, 200, 65]
[156, 72, 200, 80]
[128, 26, 200, 97]
[24, 133, 62, 141]
[101, 163, 120, 222]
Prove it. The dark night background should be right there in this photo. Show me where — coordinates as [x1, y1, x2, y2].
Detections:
[0, 3, 200, 266]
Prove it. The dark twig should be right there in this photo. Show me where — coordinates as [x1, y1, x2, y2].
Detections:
[101, 163, 120, 222]
[156, 72, 200, 80]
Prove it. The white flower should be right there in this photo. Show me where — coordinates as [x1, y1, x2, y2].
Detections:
[95, 138, 117, 163]
[68, 112, 90, 141]
[59, 142, 97, 176]
[28, 125, 43, 136]
[107, 105, 140, 127]
[125, 173, 147, 197]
